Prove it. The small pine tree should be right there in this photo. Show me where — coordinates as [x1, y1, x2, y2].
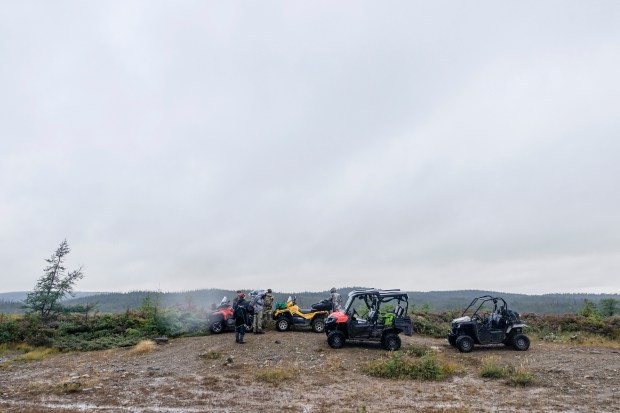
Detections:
[579, 299, 597, 318]
[24, 239, 84, 321]
[598, 298, 619, 317]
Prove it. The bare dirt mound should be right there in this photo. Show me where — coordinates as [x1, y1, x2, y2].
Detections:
[1, 332, 619, 412]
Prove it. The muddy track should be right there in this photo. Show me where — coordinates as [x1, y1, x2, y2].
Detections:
[1, 331, 619, 412]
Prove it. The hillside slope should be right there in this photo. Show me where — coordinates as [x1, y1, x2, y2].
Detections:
[2, 288, 618, 315]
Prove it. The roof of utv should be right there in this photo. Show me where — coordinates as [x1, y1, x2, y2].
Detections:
[347, 288, 408, 300]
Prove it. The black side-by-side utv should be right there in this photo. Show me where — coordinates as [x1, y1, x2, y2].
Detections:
[325, 289, 413, 351]
[448, 295, 530, 353]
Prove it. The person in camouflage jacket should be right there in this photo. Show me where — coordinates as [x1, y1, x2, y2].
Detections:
[262, 289, 274, 329]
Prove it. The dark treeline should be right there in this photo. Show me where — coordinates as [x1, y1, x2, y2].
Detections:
[1, 288, 618, 315]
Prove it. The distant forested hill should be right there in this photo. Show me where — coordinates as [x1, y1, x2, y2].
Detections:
[1, 288, 618, 315]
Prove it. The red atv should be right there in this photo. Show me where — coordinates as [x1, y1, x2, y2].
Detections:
[207, 297, 236, 334]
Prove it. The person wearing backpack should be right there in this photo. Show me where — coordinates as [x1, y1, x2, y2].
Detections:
[233, 293, 252, 344]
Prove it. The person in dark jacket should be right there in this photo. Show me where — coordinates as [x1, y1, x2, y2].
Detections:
[233, 293, 252, 344]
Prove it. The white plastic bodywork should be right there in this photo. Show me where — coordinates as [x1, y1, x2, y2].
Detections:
[452, 316, 471, 324]
[506, 323, 527, 334]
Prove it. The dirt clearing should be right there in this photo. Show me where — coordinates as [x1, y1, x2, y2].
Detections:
[1, 332, 619, 412]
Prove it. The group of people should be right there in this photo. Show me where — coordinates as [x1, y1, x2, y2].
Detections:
[231, 288, 274, 344]
[231, 287, 342, 344]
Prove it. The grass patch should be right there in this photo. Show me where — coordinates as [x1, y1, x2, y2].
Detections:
[366, 351, 454, 380]
[506, 367, 535, 386]
[405, 342, 433, 357]
[130, 340, 157, 354]
[199, 349, 221, 360]
[480, 357, 508, 379]
[478, 358, 535, 386]
[0, 342, 35, 355]
[255, 367, 294, 384]
[60, 380, 82, 393]
[15, 347, 58, 361]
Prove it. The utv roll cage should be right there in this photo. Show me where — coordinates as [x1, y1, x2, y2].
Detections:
[460, 295, 519, 324]
[345, 289, 409, 317]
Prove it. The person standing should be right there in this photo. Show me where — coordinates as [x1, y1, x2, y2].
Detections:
[233, 293, 251, 344]
[232, 290, 242, 308]
[251, 291, 265, 334]
[330, 287, 342, 312]
[262, 289, 274, 329]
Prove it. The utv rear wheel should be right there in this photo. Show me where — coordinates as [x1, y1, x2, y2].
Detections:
[383, 333, 401, 351]
[210, 321, 224, 334]
[312, 318, 326, 333]
[456, 335, 474, 353]
[512, 334, 530, 351]
[327, 331, 345, 349]
[275, 317, 290, 332]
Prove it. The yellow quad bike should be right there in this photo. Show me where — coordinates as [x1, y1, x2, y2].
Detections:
[272, 295, 329, 333]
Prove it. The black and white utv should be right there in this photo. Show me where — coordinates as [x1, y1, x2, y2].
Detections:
[448, 295, 530, 353]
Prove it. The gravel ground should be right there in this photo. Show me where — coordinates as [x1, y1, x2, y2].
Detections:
[1, 330, 619, 412]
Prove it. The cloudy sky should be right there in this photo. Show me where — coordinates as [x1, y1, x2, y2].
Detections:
[1, 2, 619, 295]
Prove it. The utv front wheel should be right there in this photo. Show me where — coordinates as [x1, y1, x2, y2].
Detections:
[512, 334, 530, 351]
[383, 333, 401, 351]
[456, 335, 474, 353]
[275, 317, 290, 332]
[312, 318, 326, 333]
[327, 331, 345, 349]
[210, 321, 224, 334]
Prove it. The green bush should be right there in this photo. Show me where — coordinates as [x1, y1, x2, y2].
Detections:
[0, 316, 20, 344]
[412, 313, 450, 338]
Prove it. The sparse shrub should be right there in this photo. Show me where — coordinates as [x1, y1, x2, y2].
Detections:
[480, 357, 508, 379]
[131, 340, 157, 354]
[255, 368, 294, 383]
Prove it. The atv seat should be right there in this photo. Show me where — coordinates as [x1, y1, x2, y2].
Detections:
[489, 312, 501, 329]
[298, 308, 316, 314]
[367, 309, 378, 324]
[395, 305, 404, 317]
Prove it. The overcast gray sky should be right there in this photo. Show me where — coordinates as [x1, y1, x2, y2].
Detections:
[1, 1, 619, 295]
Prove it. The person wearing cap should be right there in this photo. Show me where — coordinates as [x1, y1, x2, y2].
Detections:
[232, 290, 242, 309]
[233, 293, 252, 344]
